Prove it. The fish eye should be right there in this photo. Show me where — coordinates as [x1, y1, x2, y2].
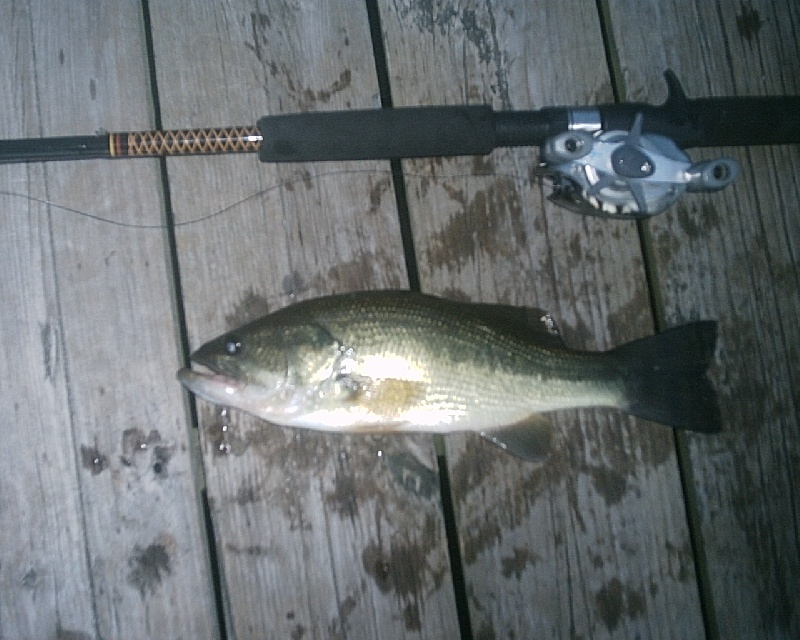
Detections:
[225, 336, 243, 355]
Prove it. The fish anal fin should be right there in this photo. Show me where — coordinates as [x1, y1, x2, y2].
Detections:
[481, 414, 554, 462]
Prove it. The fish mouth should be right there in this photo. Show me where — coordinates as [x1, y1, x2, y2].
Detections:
[177, 364, 291, 424]
[177, 364, 246, 403]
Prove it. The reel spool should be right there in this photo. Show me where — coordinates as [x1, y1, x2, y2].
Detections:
[539, 113, 739, 218]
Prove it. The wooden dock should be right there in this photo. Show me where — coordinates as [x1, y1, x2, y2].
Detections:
[1, 1, 797, 638]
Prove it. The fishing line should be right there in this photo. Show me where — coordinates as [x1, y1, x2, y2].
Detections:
[0, 168, 536, 230]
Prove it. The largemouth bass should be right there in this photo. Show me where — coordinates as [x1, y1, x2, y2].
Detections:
[178, 290, 720, 461]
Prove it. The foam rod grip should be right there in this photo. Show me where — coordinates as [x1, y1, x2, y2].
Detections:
[258, 105, 496, 162]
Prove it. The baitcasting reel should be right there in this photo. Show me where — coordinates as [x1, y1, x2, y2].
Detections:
[538, 112, 739, 218]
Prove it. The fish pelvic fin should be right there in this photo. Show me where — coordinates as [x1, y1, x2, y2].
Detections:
[481, 414, 554, 462]
[616, 321, 721, 433]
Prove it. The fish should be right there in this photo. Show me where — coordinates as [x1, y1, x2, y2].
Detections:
[177, 290, 721, 461]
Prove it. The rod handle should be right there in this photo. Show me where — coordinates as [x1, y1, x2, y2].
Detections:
[258, 106, 503, 162]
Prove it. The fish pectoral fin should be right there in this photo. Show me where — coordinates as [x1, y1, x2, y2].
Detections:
[481, 414, 554, 462]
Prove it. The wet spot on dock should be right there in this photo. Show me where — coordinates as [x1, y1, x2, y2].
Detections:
[736, 2, 763, 43]
[127, 535, 174, 598]
[226, 288, 271, 328]
[595, 578, 647, 632]
[80, 445, 109, 475]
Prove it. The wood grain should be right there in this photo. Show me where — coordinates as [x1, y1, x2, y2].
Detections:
[379, 0, 706, 636]
[148, 1, 459, 637]
[0, 2, 218, 639]
[607, 0, 800, 636]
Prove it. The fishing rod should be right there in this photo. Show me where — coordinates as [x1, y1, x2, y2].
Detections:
[2, 71, 798, 218]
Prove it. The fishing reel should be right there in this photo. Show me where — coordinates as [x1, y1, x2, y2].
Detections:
[537, 112, 740, 219]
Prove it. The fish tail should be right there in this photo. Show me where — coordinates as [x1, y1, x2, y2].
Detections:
[615, 321, 721, 432]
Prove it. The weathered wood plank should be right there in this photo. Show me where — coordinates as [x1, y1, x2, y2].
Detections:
[379, 0, 707, 637]
[0, 2, 218, 639]
[606, 0, 800, 637]
[149, 1, 459, 637]
[0, 12, 94, 637]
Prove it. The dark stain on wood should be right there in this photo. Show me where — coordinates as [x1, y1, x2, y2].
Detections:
[726, 445, 796, 635]
[56, 627, 91, 640]
[716, 315, 786, 443]
[500, 546, 540, 579]
[361, 512, 444, 631]
[21, 568, 40, 590]
[235, 480, 261, 506]
[301, 69, 352, 106]
[225, 542, 272, 557]
[474, 619, 497, 640]
[452, 439, 551, 563]
[246, 7, 353, 109]
[603, 279, 651, 345]
[152, 442, 174, 478]
[273, 63, 353, 110]
[435, 286, 471, 302]
[283, 168, 314, 192]
[462, 516, 503, 565]
[675, 200, 721, 240]
[368, 173, 393, 216]
[595, 577, 647, 632]
[423, 177, 526, 269]
[244, 422, 326, 470]
[328, 593, 358, 638]
[472, 155, 495, 175]
[585, 464, 628, 507]
[282, 270, 308, 297]
[665, 540, 694, 583]
[246, 11, 271, 63]
[204, 408, 250, 457]
[226, 288, 271, 329]
[387, 451, 438, 499]
[80, 444, 108, 476]
[219, 425, 327, 530]
[201, 411, 451, 620]
[127, 535, 174, 598]
[396, 2, 509, 106]
[637, 426, 675, 470]
[326, 452, 360, 519]
[736, 2, 764, 43]
[120, 428, 173, 477]
[459, 9, 493, 63]
[40, 322, 58, 382]
[454, 417, 677, 567]
[322, 443, 439, 521]
[321, 251, 405, 291]
[582, 413, 674, 485]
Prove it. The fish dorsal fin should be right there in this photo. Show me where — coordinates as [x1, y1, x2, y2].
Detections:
[463, 302, 565, 348]
[481, 414, 554, 462]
